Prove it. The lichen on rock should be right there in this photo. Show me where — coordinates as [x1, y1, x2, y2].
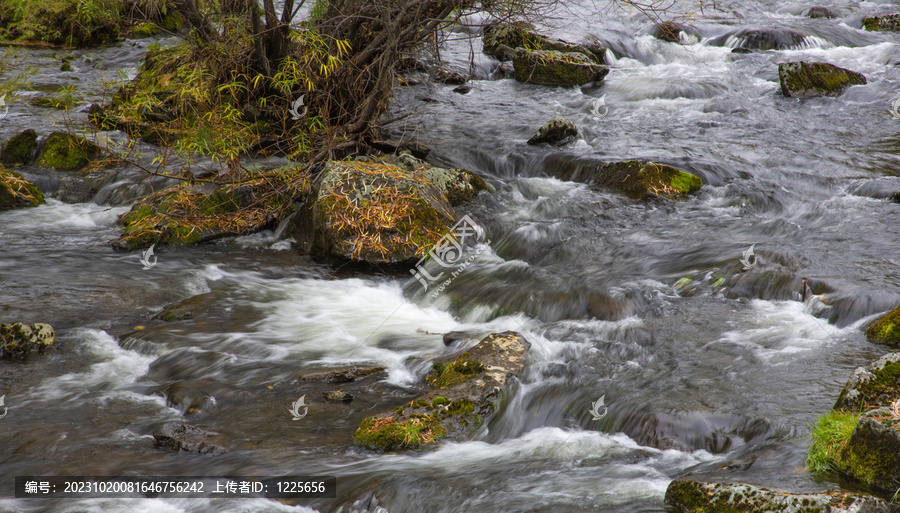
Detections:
[513, 48, 609, 87]
[0, 323, 55, 358]
[778, 61, 867, 98]
[834, 352, 900, 412]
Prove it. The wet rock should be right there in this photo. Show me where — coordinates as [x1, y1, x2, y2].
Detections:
[35, 132, 101, 171]
[513, 48, 610, 87]
[711, 28, 815, 51]
[298, 366, 387, 383]
[1, 130, 38, 167]
[778, 61, 866, 98]
[452, 85, 472, 94]
[442, 331, 479, 346]
[866, 304, 900, 346]
[654, 21, 685, 43]
[807, 7, 837, 19]
[731, 47, 753, 54]
[545, 156, 702, 199]
[527, 116, 578, 146]
[353, 331, 530, 451]
[665, 479, 896, 512]
[432, 67, 468, 85]
[863, 13, 900, 32]
[289, 154, 488, 265]
[323, 390, 354, 402]
[0, 166, 44, 210]
[163, 381, 217, 415]
[368, 139, 431, 160]
[482, 22, 604, 64]
[835, 353, 900, 412]
[59, 59, 72, 72]
[0, 323, 54, 358]
[837, 407, 900, 495]
[152, 422, 226, 455]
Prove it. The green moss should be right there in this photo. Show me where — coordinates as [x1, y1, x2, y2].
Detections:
[428, 353, 486, 389]
[835, 415, 900, 492]
[807, 410, 859, 474]
[862, 13, 900, 32]
[35, 132, 100, 171]
[513, 48, 608, 87]
[445, 398, 475, 416]
[593, 161, 702, 199]
[431, 396, 449, 407]
[132, 22, 160, 38]
[28, 97, 68, 109]
[353, 414, 446, 450]
[866, 305, 900, 346]
[0, 165, 45, 210]
[0, 129, 38, 166]
[779, 62, 867, 98]
[0, 0, 121, 48]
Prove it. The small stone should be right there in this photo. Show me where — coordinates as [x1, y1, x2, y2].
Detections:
[527, 116, 578, 146]
[0, 323, 54, 358]
[807, 7, 836, 19]
[323, 390, 354, 402]
[153, 422, 226, 455]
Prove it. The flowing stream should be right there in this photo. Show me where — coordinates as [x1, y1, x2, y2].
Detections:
[1, 0, 900, 511]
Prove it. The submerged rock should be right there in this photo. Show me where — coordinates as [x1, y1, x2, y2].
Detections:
[35, 132, 101, 171]
[0, 129, 38, 167]
[153, 422, 226, 455]
[778, 61, 866, 98]
[0, 323, 54, 358]
[527, 116, 578, 145]
[545, 157, 702, 199]
[513, 48, 609, 87]
[665, 479, 896, 512]
[290, 154, 488, 265]
[863, 13, 900, 32]
[835, 353, 900, 412]
[866, 304, 900, 346]
[0, 165, 44, 210]
[353, 332, 530, 451]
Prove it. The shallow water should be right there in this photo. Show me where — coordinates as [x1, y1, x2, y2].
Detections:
[1, 0, 900, 511]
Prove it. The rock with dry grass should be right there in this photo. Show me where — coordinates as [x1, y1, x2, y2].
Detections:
[0, 165, 44, 210]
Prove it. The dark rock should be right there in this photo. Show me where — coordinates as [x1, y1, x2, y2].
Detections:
[1, 130, 38, 167]
[778, 61, 866, 98]
[153, 422, 226, 455]
[323, 390, 354, 402]
[731, 47, 753, 54]
[35, 132, 101, 171]
[544, 157, 702, 199]
[527, 116, 578, 145]
[866, 304, 900, 346]
[835, 352, 900, 412]
[711, 28, 814, 50]
[513, 48, 609, 87]
[863, 13, 900, 32]
[665, 479, 896, 512]
[369, 140, 431, 160]
[60, 60, 72, 72]
[807, 7, 836, 19]
[654, 21, 684, 43]
[0, 323, 55, 358]
[163, 381, 217, 415]
[353, 332, 530, 450]
[837, 407, 900, 495]
[442, 331, 479, 346]
[432, 68, 468, 85]
[452, 85, 472, 94]
[298, 366, 387, 383]
[892, 191, 900, 204]
[0, 166, 45, 210]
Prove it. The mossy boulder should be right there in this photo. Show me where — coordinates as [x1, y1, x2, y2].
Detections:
[863, 13, 900, 32]
[0, 129, 38, 166]
[482, 22, 604, 63]
[547, 158, 702, 199]
[664, 479, 895, 513]
[866, 304, 900, 346]
[835, 408, 900, 494]
[353, 331, 530, 451]
[111, 166, 309, 250]
[290, 154, 489, 265]
[834, 353, 900, 412]
[0, 323, 55, 358]
[778, 61, 866, 98]
[527, 116, 578, 145]
[513, 48, 609, 87]
[35, 132, 101, 171]
[0, 165, 44, 210]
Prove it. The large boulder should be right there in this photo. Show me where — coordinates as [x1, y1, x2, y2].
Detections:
[665, 479, 896, 512]
[353, 332, 530, 451]
[545, 158, 702, 199]
[778, 61, 866, 98]
[835, 353, 900, 412]
[290, 154, 488, 265]
[863, 13, 900, 32]
[35, 132, 101, 171]
[836, 408, 900, 494]
[513, 48, 609, 87]
[0, 129, 38, 167]
[0, 165, 44, 210]
[482, 22, 604, 63]
[866, 304, 900, 346]
[527, 116, 577, 145]
[0, 323, 55, 358]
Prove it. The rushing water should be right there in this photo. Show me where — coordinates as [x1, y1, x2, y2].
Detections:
[2, 0, 900, 511]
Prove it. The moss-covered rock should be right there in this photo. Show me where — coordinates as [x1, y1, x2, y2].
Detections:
[131, 22, 160, 38]
[527, 116, 577, 145]
[834, 353, 900, 412]
[0, 0, 120, 47]
[513, 48, 609, 87]
[353, 332, 530, 451]
[664, 479, 895, 513]
[0, 129, 38, 166]
[35, 131, 101, 171]
[547, 158, 702, 199]
[482, 22, 604, 63]
[866, 304, 900, 346]
[111, 165, 309, 250]
[778, 61, 867, 98]
[835, 408, 900, 494]
[863, 13, 900, 32]
[0, 323, 54, 358]
[290, 154, 489, 265]
[0, 165, 44, 210]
